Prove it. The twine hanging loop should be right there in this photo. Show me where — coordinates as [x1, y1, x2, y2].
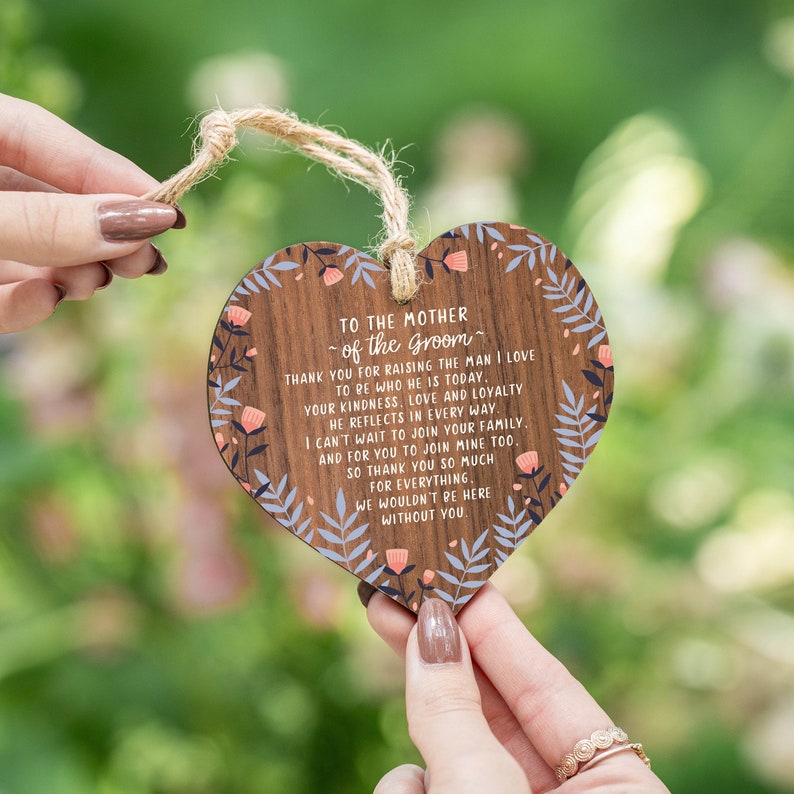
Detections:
[144, 107, 418, 303]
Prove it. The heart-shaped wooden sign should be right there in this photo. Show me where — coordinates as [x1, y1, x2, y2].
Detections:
[208, 222, 613, 612]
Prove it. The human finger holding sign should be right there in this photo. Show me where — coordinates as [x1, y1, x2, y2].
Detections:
[362, 583, 670, 794]
[0, 93, 185, 334]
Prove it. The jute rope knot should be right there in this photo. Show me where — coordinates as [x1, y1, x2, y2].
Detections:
[201, 110, 237, 160]
[144, 107, 418, 303]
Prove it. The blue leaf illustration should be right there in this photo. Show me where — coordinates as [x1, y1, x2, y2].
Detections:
[313, 488, 380, 574]
[436, 529, 493, 607]
[554, 381, 601, 485]
[490, 494, 533, 567]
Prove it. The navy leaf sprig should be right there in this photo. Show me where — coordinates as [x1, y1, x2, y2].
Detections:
[580, 357, 614, 424]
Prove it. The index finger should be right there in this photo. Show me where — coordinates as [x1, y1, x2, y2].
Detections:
[0, 93, 158, 196]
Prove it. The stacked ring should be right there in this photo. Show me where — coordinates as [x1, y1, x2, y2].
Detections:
[555, 726, 651, 782]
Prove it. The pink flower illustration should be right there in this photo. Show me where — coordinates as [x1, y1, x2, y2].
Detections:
[516, 451, 539, 473]
[240, 406, 266, 434]
[386, 548, 409, 575]
[597, 344, 613, 368]
[245, 347, 258, 358]
[559, 483, 568, 495]
[443, 250, 469, 272]
[228, 306, 252, 326]
[215, 432, 225, 450]
[422, 569, 435, 585]
[323, 267, 344, 286]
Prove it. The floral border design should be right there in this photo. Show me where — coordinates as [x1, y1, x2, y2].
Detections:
[208, 224, 613, 613]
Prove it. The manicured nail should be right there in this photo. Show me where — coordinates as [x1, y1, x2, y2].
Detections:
[54, 283, 67, 306]
[357, 581, 377, 608]
[172, 203, 187, 229]
[147, 247, 168, 276]
[96, 262, 113, 291]
[418, 598, 461, 665]
[97, 200, 178, 241]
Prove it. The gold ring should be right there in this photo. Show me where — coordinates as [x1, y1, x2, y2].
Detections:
[554, 726, 651, 782]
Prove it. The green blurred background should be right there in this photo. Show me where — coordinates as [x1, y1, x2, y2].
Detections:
[2, 0, 794, 790]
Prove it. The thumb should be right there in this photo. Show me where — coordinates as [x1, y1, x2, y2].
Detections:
[0, 192, 178, 268]
[403, 599, 529, 794]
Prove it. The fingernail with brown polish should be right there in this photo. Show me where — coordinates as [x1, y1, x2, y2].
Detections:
[357, 581, 377, 608]
[147, 247, 168, 276]
[96, 263, 114, 291]
[418, 599, 461, 665]
[173, 203, 187, 229]
[54, 283, 67, 306]
[97, 200, 178, 241]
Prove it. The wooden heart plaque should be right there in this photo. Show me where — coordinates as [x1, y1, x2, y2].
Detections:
[208, 222, 613, 612]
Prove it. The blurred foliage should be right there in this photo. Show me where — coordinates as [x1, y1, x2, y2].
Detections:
[1, 0, 794, 791]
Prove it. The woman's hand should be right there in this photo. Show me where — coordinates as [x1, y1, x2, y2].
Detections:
[0, 93, 184, 333]
[363, 583, 670, 793]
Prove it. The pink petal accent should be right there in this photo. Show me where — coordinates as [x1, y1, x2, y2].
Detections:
[535, 277, 542, 285]
[593, 390, 600, 399]
[386, 548, 409, 575]
[227, 306, 252, 327]
[490, 242, 498, 250]
[516, 451, 539, 473]
[443, 250, 469, 272]
[512, 483, 522, 491]
[597, 344, 613, 368]
[323, 267, 344, 286]
[307, 495, 314, 505]
[572, 344, 581, 355]
[295, 272, 304, 281]
[422, 569, 435, 584]
[498, 251, 504, 259]
[366, 548, 373, 560]
[240, 406, 266, 434]
[412, 602, 418, 612]
[564, 329, 570, 338]
[245, 347, 258, 358]
[215, 432, 225, 450]
[559, 483, 568, 495]
[242, 482, 251, 492]
[448, 539, 458, 548]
